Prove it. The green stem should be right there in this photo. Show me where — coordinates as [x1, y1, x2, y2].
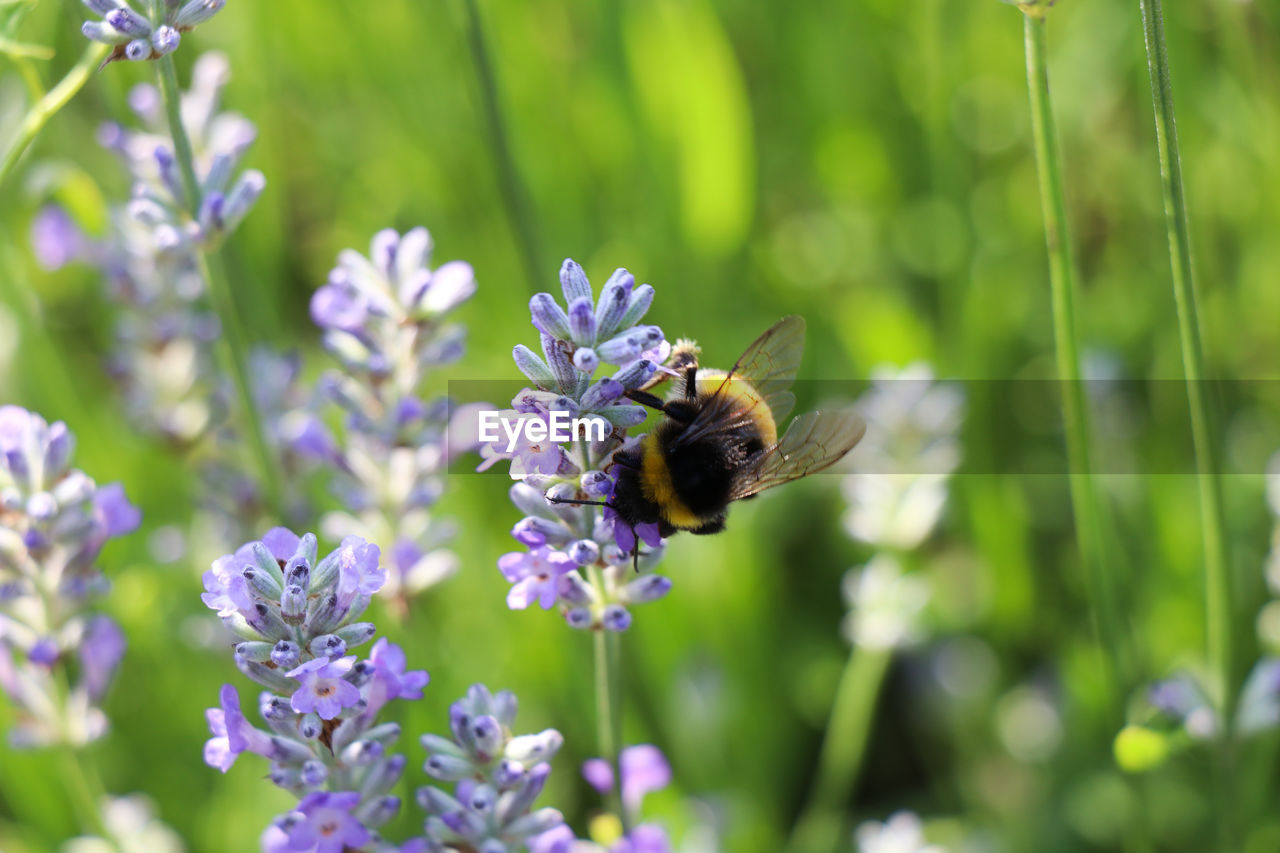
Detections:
[155, 54, 286, 521]
[458, 0, 545, 293]
[1137, 1, 1234, 846]
[1021, 9, 1129, 697]
[589, 566, 626, 829]
[57, 744, 106, 837]
[1137, 0, 1232, 720]
[0, 42, 109, 189]
[785, 646, 892, 853]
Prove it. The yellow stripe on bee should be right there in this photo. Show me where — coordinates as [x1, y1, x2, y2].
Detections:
[639, 432, 703, 529]
[692, 370, 778, 445]
[640, 371, 780, 530]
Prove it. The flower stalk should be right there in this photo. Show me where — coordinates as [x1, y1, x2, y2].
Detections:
[1137, 0, 1234, 846]
[1020, 7, 1131, 698]
[593, 616, 626, 829]
[153, 52, 285, 520]
[1137, 0, 1232, 719]
[787, 646, 892, 853]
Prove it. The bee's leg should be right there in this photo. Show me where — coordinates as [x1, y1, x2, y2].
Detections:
[624, 389, 667, 411]
[691, 516, 726, 535]
[623, 389, 697, 423]
[546, 497, 613, 508]
[683, 365, 698, 400]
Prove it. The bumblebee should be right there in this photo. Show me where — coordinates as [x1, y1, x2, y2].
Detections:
[602, 315, 865, 544]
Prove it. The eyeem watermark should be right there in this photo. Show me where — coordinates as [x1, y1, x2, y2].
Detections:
[478, 410, 610, 453]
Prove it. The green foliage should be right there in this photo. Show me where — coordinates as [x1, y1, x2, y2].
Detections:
[2, 0, 1279, 851]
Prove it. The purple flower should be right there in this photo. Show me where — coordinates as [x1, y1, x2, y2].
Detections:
[582, 757, 614, 794]
[310, 274, 369, 334]
[530, 825, 579, 853]
[287, 655, 361, 720]
[79, 616, 126, 699]
[608, 511, 662, 556]
[262, 527, 302, 560]
[335, 536, 385, 606]
[284, 791, 370, 853]
[362, 638, 429, 719]
[200, 544, 255, 618]
[613, 824, 673, 853]
[204, 684, 275, 772]
[498, 547, 575, 610]
[620, 745, 671, 813]
[280, 410, 339, 462]
[30, 206, 85, 271]
[92, 482, 141, 539]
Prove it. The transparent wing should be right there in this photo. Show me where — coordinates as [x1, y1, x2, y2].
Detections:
[728, 409, 866, 500]
[671, 316, 805, 448]
[720, 314, 804, 422]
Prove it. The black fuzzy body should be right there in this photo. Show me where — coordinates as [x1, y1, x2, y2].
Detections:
[609, 403, 766, 538]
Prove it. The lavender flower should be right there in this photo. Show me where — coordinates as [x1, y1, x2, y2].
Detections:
[198, 348, 323, 537]
[841, 555, 930, 651]
[415, 684, 566, 851]
[0, 407, 139, 746]
[492, 260, 676, 631]
[201, 530, 428, 849]
[307, 227, 475, 606]
[534, 744, 675, 853]
[854, 811, 946, 853]
[100, 52, 263, 251]
[62, 794, 184, 853]
[38, 54, 264, 446]
[842, 363, 964, 550]
[81, 0, 226, 64]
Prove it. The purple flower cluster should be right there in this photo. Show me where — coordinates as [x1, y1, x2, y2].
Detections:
[0, 407, 139, 746]
[33, 53, 263, 445]
[82, 0, 226, 64]
[489, 260, 674, 631]
[415, 684, 566, 852]
[99, 50, 264, 253]
[202, 528, 429, 850]
[307, 228, 477, 603]
[199, 348, 321, 536]
[532, 744, 674, 853]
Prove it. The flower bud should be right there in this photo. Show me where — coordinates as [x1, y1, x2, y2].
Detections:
[559, 259, 592, 304]
[594, 269, 634, 340]
[514, 345, 556, 388]
[529, 294, 571, 340]
[234, 641, 275, 664]
[567, 297, 597, 346]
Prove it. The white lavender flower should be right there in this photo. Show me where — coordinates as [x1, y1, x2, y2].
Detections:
[842, 363, 963, 550]
[492, 260, 674, 631]
[840, 555, 930, 651]
[62, 794, 185, 853]
[308, 227, 475, 604]
[416, 684, 567, 852]
[854, 811, 948, 853]
[0, 407, 140, 747]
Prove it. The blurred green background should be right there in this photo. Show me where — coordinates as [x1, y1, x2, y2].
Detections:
[3, 0, 1280, 850]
